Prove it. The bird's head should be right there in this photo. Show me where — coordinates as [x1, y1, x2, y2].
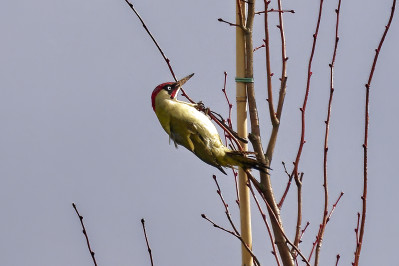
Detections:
[151, 73, 194, 112]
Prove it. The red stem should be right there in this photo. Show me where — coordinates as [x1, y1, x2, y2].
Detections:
[264, 0, 278, 126]
[308, 192, 344, 262]
[314, 1, 342, 264]
[353, 2, 396, 265]
[293, 0, 324, 180]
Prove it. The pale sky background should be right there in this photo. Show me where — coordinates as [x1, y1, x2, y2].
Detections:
[1, 0, 398, 265]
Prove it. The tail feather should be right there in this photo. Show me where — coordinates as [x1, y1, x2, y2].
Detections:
[225, 151, 270, 172]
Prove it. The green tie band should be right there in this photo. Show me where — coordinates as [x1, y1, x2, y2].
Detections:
[235, 77, 254, 83]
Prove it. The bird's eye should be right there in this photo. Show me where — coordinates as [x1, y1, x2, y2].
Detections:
[166, 86, 171, 91]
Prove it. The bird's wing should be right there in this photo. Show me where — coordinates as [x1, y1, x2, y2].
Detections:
[168, 116, 197, 152]
[169, 113, 226, 169]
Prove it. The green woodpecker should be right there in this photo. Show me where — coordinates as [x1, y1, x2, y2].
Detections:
[151, 73, 266, 175]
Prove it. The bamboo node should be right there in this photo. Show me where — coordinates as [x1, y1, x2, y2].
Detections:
[236, 96, 248, 102]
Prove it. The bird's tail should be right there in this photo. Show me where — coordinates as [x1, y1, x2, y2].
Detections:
[225, 150, 270, 172]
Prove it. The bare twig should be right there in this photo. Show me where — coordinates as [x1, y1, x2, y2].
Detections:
[308, 192, 344, 262]
[327, 192, 344, 222]
[212, 175, 240, 236]
[248, 182, 281, 266]
[255, 9, 295, 15]
[335, 254, 341, 266]
[353, 1, 396, 265]
[314, 1, 342, 264]
[277, 173, 292, 209]
[220, 74, 240, 205]
[254, 42, 266, 52]
[123, 0, 178, 83]
[141, 219, 154, 266]
[293, 0, 325, 183]
[263, 0, 278, 127]
[201, 214, 260, 266]
[275, 0, 289, 122]
[72, 203, 98, 266]
[299, 221, 310, 243]
[222, 72, 233, 129]
[206, 175, 261, 265]
[278, 162, 293, 208]
[217, 18, 242, 28]
[201, 214, 237, 237]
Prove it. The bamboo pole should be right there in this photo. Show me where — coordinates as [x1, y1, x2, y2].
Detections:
[236, 1, 253, 265]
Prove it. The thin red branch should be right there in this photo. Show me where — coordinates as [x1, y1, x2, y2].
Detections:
[217, 18, 241, 28]
[255, 9, 295, 15]
[72, 203, 98, 266]
[354, 1, 396, 264]
[314, 1, 342, 264]
[327, 192, 344, 223]
[309, 192, 344, 262]
[219, 73, 240, 205]
[212, 175, 240, 235]
[278, 176, 292, 209]
[278, 162, 293, 208]
[141, 219, 154, 266]
[201, 214, 260, 266]
[299, 221, 310, 243]
[275, 0, 289, 121]
[248, 182, 281, 266]
[123, 0, 177, 82]
[263, 0, 278, 126]
[221, 72, 233, 129]
[253, 43, 266, 52]
[201, 214, 237, 237]
[206, 175, 261, 266]
[293, 0, 325, 182]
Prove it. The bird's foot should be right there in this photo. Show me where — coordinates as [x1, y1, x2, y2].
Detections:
[195, 101, 205, 110]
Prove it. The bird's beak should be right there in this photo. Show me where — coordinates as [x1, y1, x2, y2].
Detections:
[174, 73, 194, 89]
[170, 73, 194, 99]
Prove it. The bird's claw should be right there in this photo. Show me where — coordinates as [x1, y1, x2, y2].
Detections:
[195, 101, 206, 111]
